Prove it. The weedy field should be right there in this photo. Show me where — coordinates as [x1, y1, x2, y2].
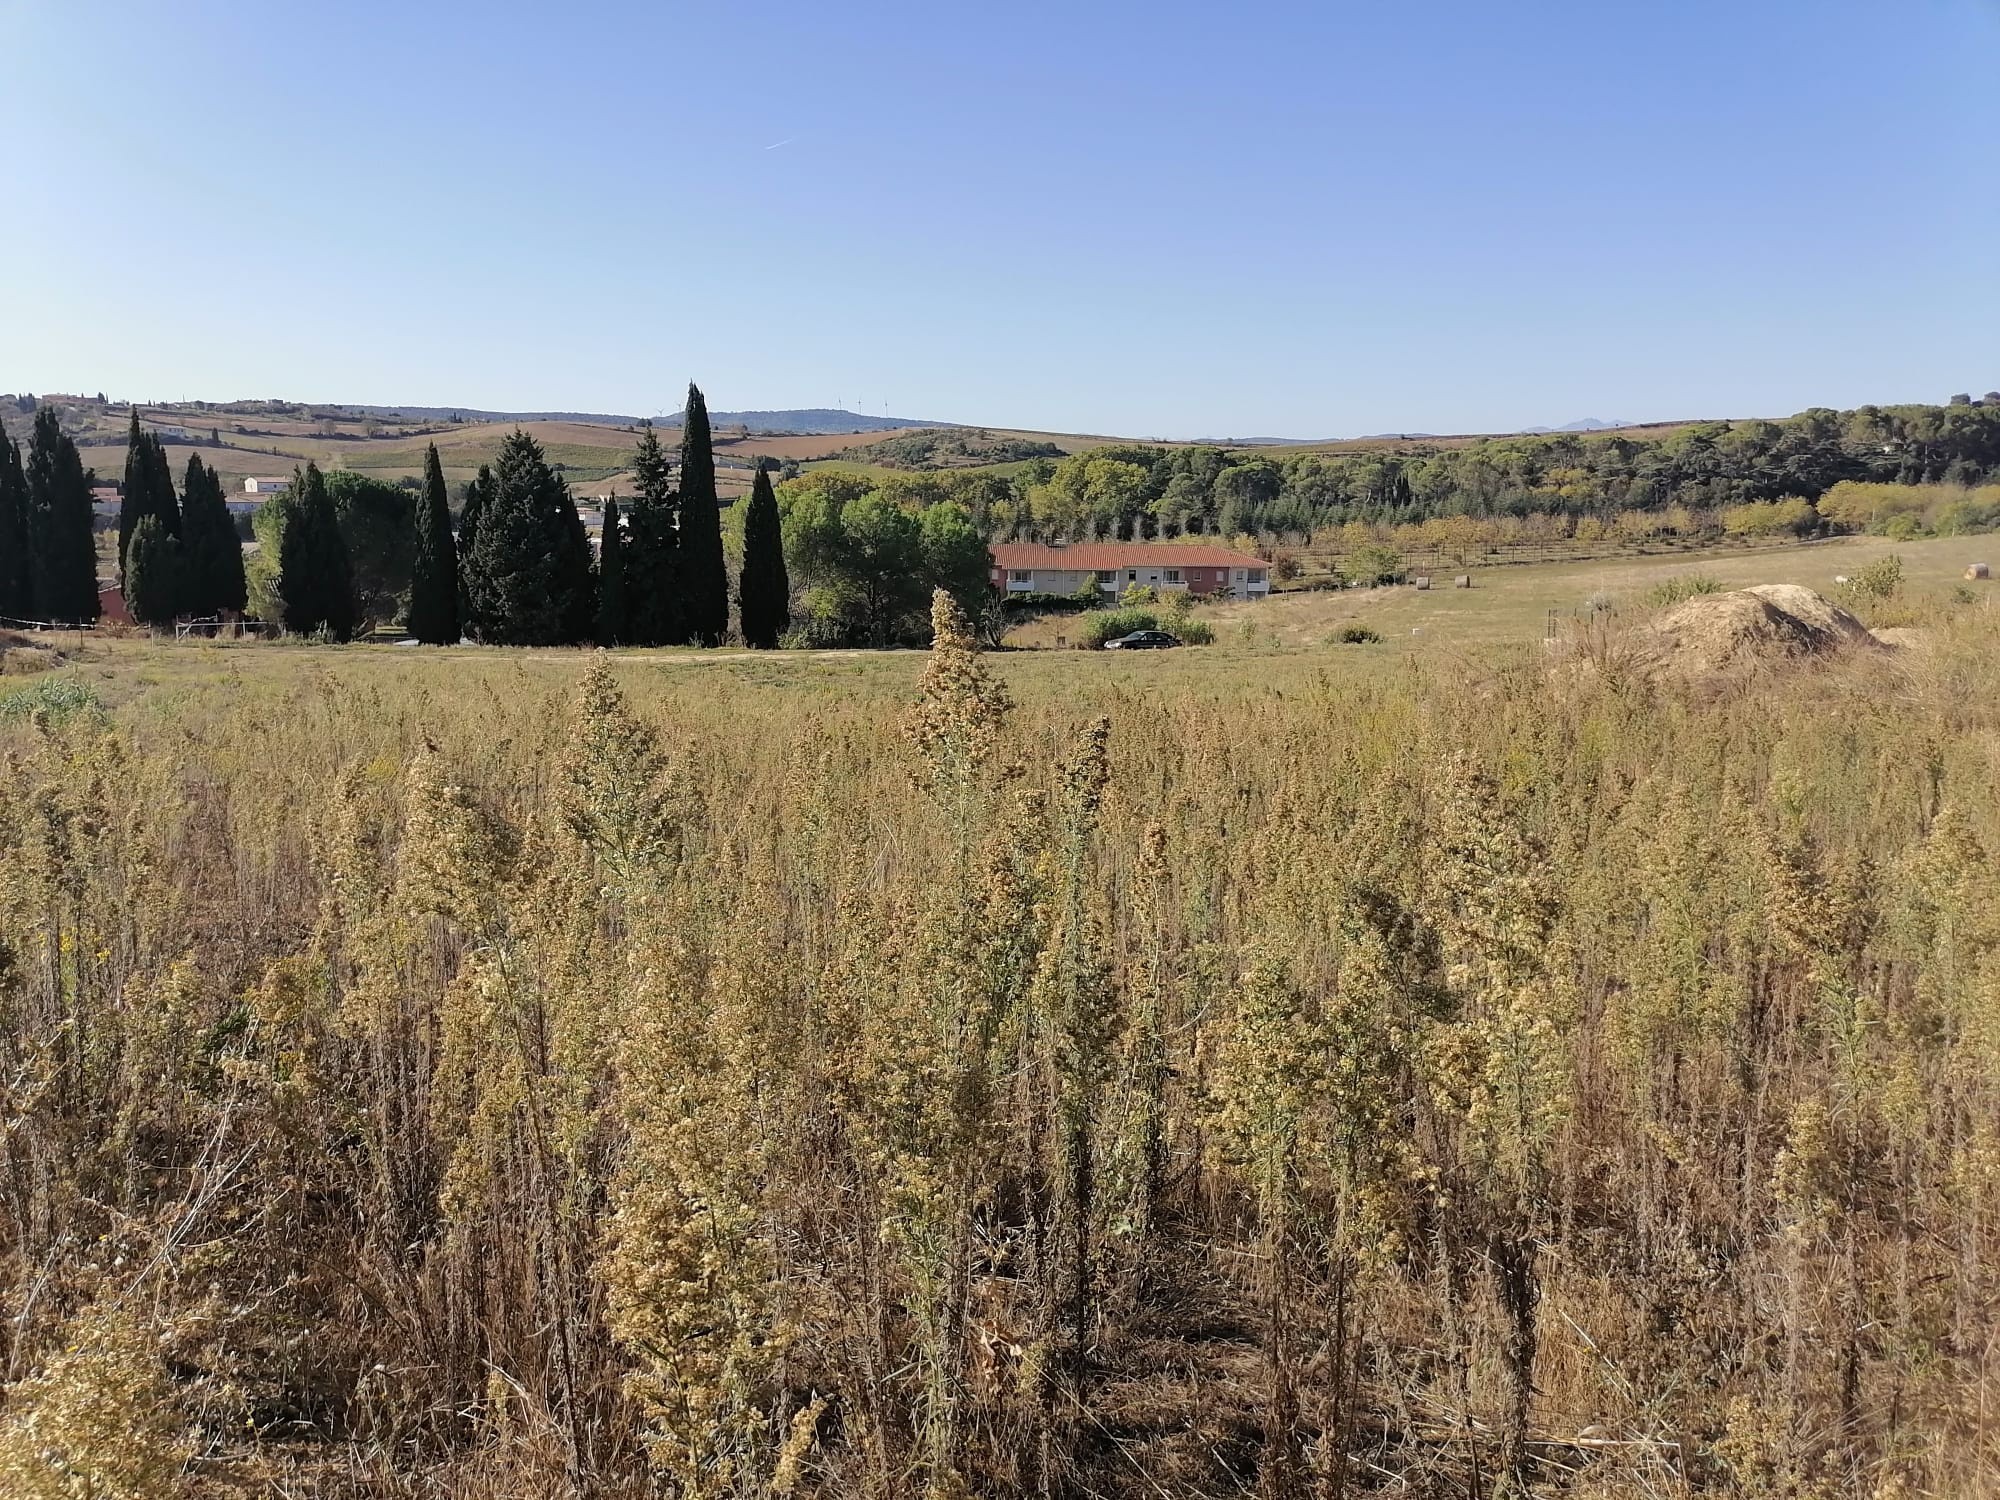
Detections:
[1, 579, 1998, 1498]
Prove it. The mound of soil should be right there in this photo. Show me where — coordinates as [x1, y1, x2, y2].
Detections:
[1639, 586, 1881, 678]
[0, 631, 64, 676]
[1740, 584, 1881, 648]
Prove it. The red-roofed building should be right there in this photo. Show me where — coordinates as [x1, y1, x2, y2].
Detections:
[989, 542, 1269, 600]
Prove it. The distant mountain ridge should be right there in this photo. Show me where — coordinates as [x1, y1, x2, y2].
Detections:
[340, 405, 950, 434]
[1521, 417, 1637, 434]
[664, 408, 952, 435]
[342, 404, 645, 426]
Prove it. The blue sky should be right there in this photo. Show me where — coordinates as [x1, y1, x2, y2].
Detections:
[3, 0, 1996, 437]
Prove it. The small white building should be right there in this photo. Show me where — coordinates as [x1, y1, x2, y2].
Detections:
[243, 477, 290, 497]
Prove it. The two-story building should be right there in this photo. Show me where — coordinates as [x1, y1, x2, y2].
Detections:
[990, 542, 1270, 600]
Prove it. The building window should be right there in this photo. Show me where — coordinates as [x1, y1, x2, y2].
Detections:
[1127, 570, 1137, 582]
[1165, 569, 1182, 583]
[1009, 570, 1032, 585]
[1096, 569, 1116, 584]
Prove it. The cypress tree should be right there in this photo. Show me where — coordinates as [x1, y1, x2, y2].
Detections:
[277, 462, 357, 641]
[178, 454, 247, 617]
[408, 444, 460, 644]
[117, 415, 182, 584]
[457, 464, 494, 637]
[149, 434, 180, 535]
[0, 431, 29, 620]
[622, 423, 683, 646]
[24, 409, 100, 623]
[118, 412, 152, 581]
[596, 497, 625, 647]
[123, 516, 183, 629]
[678, 383, 728, 646]
[462, 430, 595, 646]
[737, 465, 790, 648]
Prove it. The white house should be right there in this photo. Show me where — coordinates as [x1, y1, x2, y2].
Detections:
[243, 477, 290, 497]
[989, 542, 1271, 599]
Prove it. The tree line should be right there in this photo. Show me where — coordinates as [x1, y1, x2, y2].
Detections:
[1000, 399, 2000, 542]
[221, 383, 796, 648]
[0, 410, 100, 625]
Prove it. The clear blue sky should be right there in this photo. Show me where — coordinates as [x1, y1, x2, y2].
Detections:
[4, 0, 1996, 438]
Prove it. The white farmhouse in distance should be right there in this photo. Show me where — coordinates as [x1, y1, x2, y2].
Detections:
[243, 476, 290, 496]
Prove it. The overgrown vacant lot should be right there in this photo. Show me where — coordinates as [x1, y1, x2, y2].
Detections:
[2, 594, 1999, 1498]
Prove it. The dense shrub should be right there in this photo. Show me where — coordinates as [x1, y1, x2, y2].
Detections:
[1646, 573, 1724, 606]
[1078, 607, 1158, 647]
[1333, 622, 1382, 644]
[1847, 553, 1905, 602]
[1339, 544, 1404, 586]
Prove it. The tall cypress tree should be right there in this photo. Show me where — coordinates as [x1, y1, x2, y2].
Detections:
[456, 464, 494, 638]
[737, 465, 790, 648]
[178, 454, 247, 617]
[678, 384, 729, 646]
[24, 409, 100, 623]
[596, 497, 625, 647]
[149, 434, 179, 535]
[408, 444, 460, 644]
[462, 430, 595, 646]
[117, 416, 186, 589]
[0, 431, 30, 620]
[622, 423, 683, 646]
[277, 462, 357, 641]
[123, 516, 183, 629]
[118, 412, 153, 581]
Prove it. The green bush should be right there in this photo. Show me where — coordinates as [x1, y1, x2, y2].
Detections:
[1084, 607, 1229, 647]
[1078, 608, 1159, 648]
[1848, 554, 1905, 602]
[1333, 623, 1382, 644]
[1339, 545, 1404, 587]
[1000, 590, 1093, 614]
[0, 674, 105, 724]
[1174, 617, 1215, 645]
[1647, 573, 1723, 607]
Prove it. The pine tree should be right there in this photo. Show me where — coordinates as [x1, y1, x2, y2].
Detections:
[123, 516, 183, 628]
[678, 384, 729, 645]
[596, 497, 625, 647]
[462, 430, 595, 646]
[0, 431, 30, 620]
[24, 409, 100, 622]
[277, 462, 357, 641]
[408, 444, 460, 644]
[177, 455, 246, 617]
[622, 424, 683, 646]
[456, 464, 494, 637]
[737, 465, 790, 648]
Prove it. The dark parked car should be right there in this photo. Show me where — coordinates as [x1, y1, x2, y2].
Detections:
[1103, 629, 1182, 650]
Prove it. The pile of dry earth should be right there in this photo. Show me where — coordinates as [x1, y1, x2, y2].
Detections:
[0, 630, 64, 676]
[1639, 584, 1885, 677]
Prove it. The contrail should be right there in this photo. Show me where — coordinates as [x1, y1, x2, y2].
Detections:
[764, 138, 794, 151]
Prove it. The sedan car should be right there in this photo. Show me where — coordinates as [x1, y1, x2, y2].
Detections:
[1103, 629, 1182, 650]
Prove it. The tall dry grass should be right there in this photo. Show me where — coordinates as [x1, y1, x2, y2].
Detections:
[1, 595, 1998, 1497]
